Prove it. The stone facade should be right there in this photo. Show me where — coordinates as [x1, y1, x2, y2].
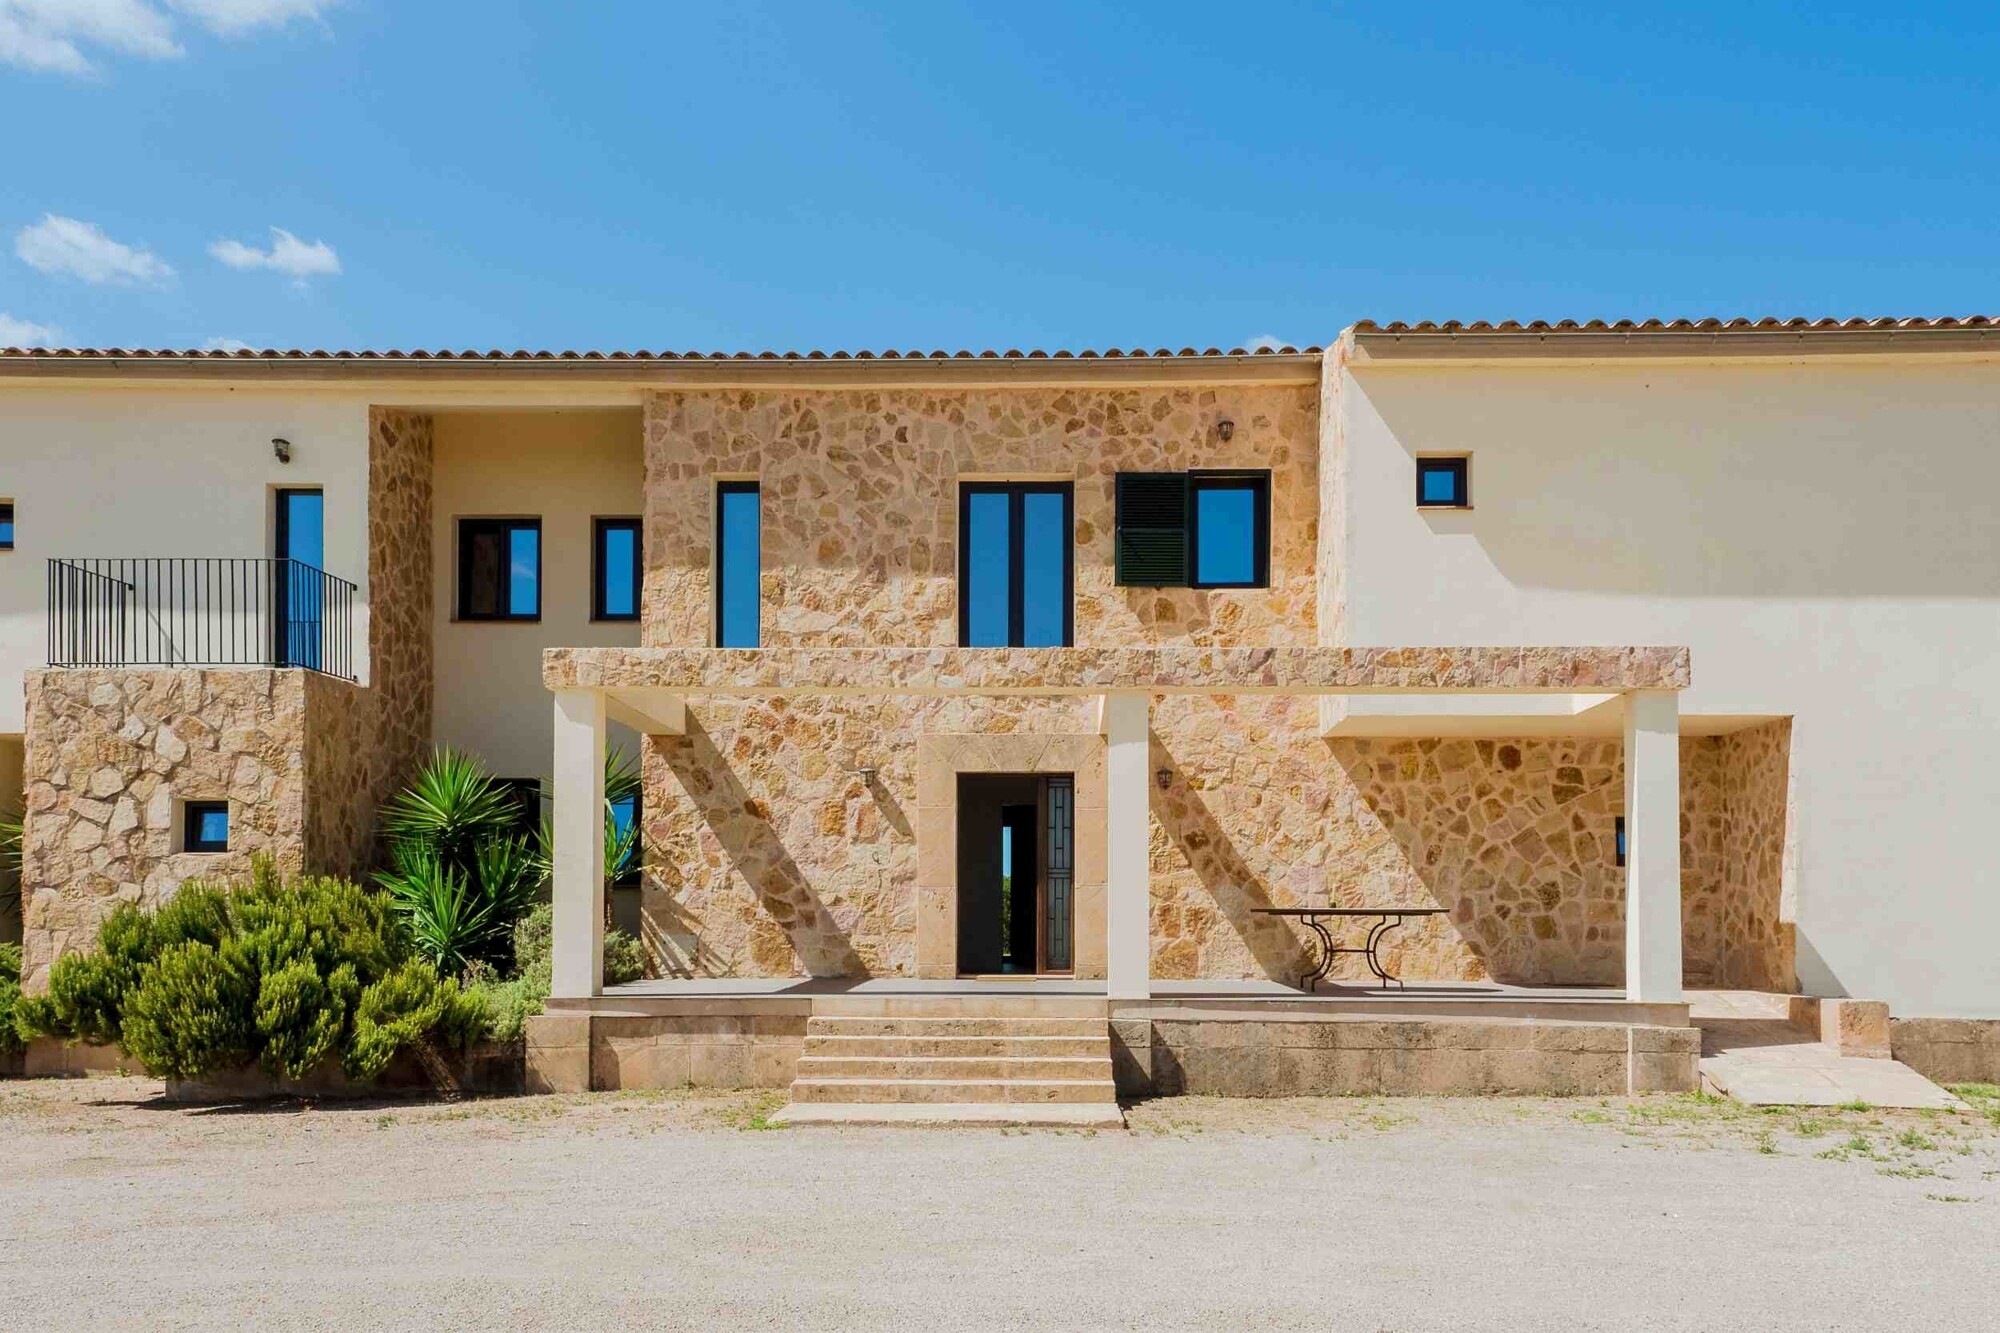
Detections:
[364, 408, 435, 815]
[20, 412, 438, 992]
[624, 384, 1764, 986]
[17, 668, 374, 990]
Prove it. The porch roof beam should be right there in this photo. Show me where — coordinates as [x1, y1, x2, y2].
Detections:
[546, 645, 1689, 698]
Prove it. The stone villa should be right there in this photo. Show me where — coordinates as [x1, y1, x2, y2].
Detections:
[3, 318, 1996, 1115]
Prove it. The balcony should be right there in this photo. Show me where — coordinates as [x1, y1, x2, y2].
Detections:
[46, 557, 358, 680]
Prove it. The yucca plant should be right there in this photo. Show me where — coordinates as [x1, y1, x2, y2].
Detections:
[376, 749, 540, 975]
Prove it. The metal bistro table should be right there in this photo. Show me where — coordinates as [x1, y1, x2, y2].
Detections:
[1255, 907, 1448, 990]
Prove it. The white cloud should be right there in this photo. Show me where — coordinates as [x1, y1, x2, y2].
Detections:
[1243, 334, 1290, 353]
[169, 0, 330, 36]
[15, 214, 174, 285]
[0, 312, 66, 347]
[202, 336, 252, 352]
[0, 0, 332, 74]
[209, 226, 340, 282]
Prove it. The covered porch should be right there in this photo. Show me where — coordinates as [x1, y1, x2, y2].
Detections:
[539, 644, 1694, 1010]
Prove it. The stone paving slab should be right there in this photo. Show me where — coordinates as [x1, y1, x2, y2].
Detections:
[1698, 1024, 1964, 1110]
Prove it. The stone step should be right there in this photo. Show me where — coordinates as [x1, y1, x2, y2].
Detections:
[808, 996, 1107, 1020]
[789, 1077, 1120, 1105]
[803, 1033, 1111, 1059]
[806, 1016, 1105, 1039]
[771, 1103, 1126, 1128]
[798, 1054, 1111, 1081]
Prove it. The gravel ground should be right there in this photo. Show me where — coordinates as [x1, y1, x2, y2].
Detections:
[3, 1077, 1999, 1332]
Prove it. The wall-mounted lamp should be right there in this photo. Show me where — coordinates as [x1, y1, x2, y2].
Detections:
[1215, 419, 1235, 443]
[854, 766, 878, 785]
[272, 438, 293, 464]
[1156, 767, 1173, 791]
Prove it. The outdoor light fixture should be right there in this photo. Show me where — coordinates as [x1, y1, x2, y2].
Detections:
[854, 766, 878, 784]
[1215, 419, 1235, 442]
[272, 438, 292, 464]
[1156, 767, 1173, 790]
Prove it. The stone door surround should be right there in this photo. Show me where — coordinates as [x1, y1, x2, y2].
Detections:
[915, 733, 1107, 980]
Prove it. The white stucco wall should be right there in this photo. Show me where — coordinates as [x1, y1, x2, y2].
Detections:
[1336, 355, 2000, 1016]
[0, 386, 376, 733]
[430, 409, 643, 789]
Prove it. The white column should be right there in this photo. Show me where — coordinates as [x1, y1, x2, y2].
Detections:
[551, 688, 607, 1000]
[1103, 691, 1152, 1001]
[1623, 689, 1683, 1003]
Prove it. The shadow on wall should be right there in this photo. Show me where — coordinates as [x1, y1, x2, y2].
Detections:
[1150, 731, 1312, 983]
[1360, 366, 2000, 598]
[642, 716, 863, 979]
[1327, 737, 1628, 987]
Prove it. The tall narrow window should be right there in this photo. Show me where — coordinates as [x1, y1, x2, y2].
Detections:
[458, 518, 541, 621]
[715, 481, 761, 648]
[609, 790, 641, 884]
[593, 517, 641, 621]
[959, 482, 1073, 647]
[0, 500, 14, 549]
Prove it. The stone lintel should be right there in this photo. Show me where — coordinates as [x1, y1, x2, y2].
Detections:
[543, 645, 1691, 697]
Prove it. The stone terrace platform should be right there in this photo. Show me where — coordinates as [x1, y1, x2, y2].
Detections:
[528, 980, 1699, 1099]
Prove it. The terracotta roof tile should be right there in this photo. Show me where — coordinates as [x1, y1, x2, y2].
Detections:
[1353, 316, 1996, 334]
[0, 342, 1322, 359]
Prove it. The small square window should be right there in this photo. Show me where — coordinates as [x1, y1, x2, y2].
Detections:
[458, 518, 541, 621]
[1615, 816, 1627, 868]
[183, 801, 230, 853]
[0, 501, 14, 549]
[1416, 457, 1470, 508]
[593, 517, 642, 621]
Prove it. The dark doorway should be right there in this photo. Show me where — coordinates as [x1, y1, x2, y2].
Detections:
[956, 772, 1075, 975]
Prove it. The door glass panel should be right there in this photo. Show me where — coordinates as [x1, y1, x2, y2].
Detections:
[1044, 775, 1073, 971]
[1019, 489, 1068, 647]
[276, 489, 324, 669]
[963, 489, 1011, 648]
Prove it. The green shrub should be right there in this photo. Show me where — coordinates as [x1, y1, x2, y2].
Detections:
[0, 941, 22, 1057]
[15, 864, 479, 1085]
[465, 902, 644, 1042]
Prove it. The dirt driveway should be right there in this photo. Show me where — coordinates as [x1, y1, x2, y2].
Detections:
[4, 1077, 1998, 1331]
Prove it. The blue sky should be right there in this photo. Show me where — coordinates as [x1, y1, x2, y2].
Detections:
[2, 1, 1995, 353]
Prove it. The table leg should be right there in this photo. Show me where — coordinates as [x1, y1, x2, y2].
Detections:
[1364, 915, 1409, 989]
[1301, 916, 1337, 992]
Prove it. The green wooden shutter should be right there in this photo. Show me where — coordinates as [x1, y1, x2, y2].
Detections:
[1115, 472, 1190, 586]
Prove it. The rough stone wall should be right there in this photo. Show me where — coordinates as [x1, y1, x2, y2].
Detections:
[1685, 719, 1794, 990]
[19, 670, 311, 990]
[632, 383, 1787, 986]
[365, 408, 435, 808]
[638, 385, 1319, 977]
[301, 671, 379, 881]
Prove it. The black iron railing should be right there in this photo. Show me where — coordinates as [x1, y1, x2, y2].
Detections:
[47, 557, 358, 680]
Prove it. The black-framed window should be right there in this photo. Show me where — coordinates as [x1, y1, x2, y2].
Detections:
[1416, 456, 1470, 508]
[593, 517, 642, 621]
[1189, 471, 1270, 588]
[715, 481, 761, 648]
[183, 800, 230, 853]
[1115, 471, 1270, 588]
[0, 500, 14, 549]
[1615, 816, 1627, 868]
[959, 482, 1073, 647]
[458, 518, 542, 621]
[496, 779, 542, 838]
